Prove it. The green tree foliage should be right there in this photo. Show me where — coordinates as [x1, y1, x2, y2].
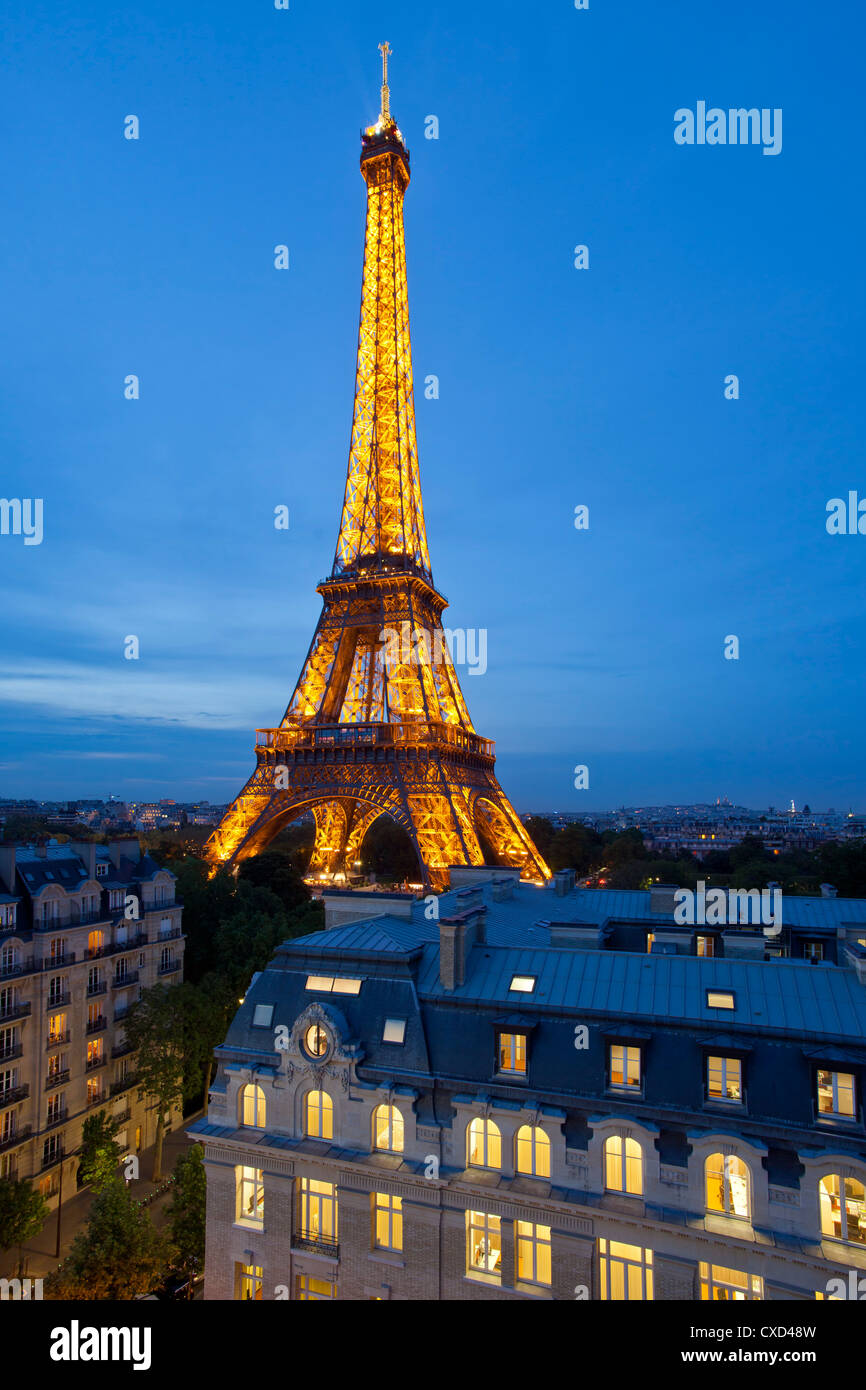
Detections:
[45, 1178, 168, 1300]
[78, 1112, 124, 1192]
[165, 1144, 206, 1292]
[124, 987, 186, 1181]
[359, 816, 419, 879]
[0, 1177, 48, 1277]
[546, 823, 604, 873]
[238, 850, 310, 912]
[523, 816, 555, 857]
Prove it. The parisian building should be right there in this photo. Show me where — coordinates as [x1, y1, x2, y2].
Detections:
[0, 839, 185, 1205]
[192, 867, 866, 1300]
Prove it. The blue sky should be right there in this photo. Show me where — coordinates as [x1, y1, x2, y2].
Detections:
[1, 0, 865, 812]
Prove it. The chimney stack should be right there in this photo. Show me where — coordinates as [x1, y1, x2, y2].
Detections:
[439, 908, 486, 990]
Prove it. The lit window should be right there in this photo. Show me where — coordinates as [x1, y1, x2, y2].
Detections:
[305, 975, 362, 995]
[252, 1004, 273, 1028]
[646, 932, 655, 954]
[705, 1153, 750, 1219]
[48, 1013, 67, 1043]
[604, 1135, 643, 1195]
[305, 1089, 333, 1140]
[372, 1192, 403, 1251]
[296, 1177, 338, 1246]
[509, 976, 536, 994]
[235, 1165, 264, 1228]
[707, 1056, 742, 1103]
[699, 1262, 763, 1300]
[382, 1018, 406, 1045]
[696, 934, 714, 958]
[236, 1262, 262, 1300]
[817, 1070, 856, 1119]
[706, 990, 735, 1010]
[467, 1117, 501, 1170]
[819, 1174, 866, 1245]
[804, 941, 824, 962]
[498, 1032, 527, 1075]
[609, 1045, 641, 1091]
[515, 1125, 550, 1178]
[303, 1023, 329, 1058]
[598, 1238, 653, 1300]
[295, 1274, 335, 1300]
[240, 1083, 266, 1129]
[373, 1103, 404, 1153]
[516, 1221, 551, 1286]
[466, 1210, 501, 1278]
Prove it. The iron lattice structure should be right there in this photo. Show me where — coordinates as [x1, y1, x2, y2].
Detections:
[206, 53, 550, 892]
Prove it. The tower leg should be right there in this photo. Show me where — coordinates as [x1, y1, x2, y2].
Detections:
[474, 788, 551, 881]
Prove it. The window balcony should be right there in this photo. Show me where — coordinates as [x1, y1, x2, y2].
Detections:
[85, 1055, 107, 1072]
[46, 1031, 71, 1048]
[41, 1143, 64, 1170]
[0, 1045, 24, 1063]
[112, 971, 139, 989]
[86, 1016, 107, 1035]
[44, 1109, 67, 1129]
[110, 1073, 138, 1096]
[71, 910, 108, 928]
[291, 1233, 340, 1258]
[0, 1003, 31, 1022]
[85, 1091, 105, 1108]
[41, 953, 74, 969]
[0, 1124, 32, 1152]
[158, 959, 180, 975]
[112, 1040, 134, 1059]
[46, 994, 70, 1011]
[156, 927, 183, 941]
[0, 958, 34, 981]
[45, 1069, 70, 1090]
[0, 1084, 29, 1109]
[86, 980, 107, 997]
[113, 1107, 131, 1125]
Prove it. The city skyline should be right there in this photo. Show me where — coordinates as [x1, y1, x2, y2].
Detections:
[3, 0, 865, 810]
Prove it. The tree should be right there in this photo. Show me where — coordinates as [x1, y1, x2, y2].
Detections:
[45, 1178, 168, 1300]
[165, 1145, 206, 1294]
[523, 816, 555, 857]
[78, 1111, 124, 1192]
[547, 823, 603, 873]
[0, 1177, 48, 1277]
[124, 986, 186, 1181]
[238, 851, 311, 913]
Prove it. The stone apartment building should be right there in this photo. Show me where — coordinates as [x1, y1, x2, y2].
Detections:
[193, 867, 866, 1301]
[0, 838, 185, 1206]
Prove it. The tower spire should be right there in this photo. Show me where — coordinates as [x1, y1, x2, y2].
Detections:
[379, 41, 391, 122]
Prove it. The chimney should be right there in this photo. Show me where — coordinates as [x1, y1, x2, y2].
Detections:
[820, 883, 838, 899]
[650, 883, 678, 915]
[554, 869, 574, 898]
[70, 842, 97, 881]
[0, 847, 15, 894]
[108, 838, 140, 871]
[491, 876, 514, 902]
[439, 908, 486, 990]
[455, 886, 484, 913]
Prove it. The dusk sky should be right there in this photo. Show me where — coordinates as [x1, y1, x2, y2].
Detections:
[2, 0, 864, 811]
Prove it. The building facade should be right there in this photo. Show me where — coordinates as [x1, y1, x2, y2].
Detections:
[193, 867, 866, 1300]
[0, 839, 185, 1205]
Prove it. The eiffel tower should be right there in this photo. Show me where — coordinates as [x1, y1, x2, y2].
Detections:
[205, 46, 550, 892]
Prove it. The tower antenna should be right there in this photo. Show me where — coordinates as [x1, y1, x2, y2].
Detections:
[378, 41, 391, 121]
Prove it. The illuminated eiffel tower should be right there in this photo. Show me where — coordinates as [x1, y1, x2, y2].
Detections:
[206, 46, 550, 892]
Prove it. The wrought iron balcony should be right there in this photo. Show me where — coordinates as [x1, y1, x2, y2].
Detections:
[0, 1045, 23, 1063]
[158, 959, 180, 975]
[0, 1124, 31, 1152]
[44, 1108, 67, 1129]
[40, 1143, 64, 1170]
[85, 1054, 107, 1071]
[110, 1073, 138, 1096]
[45, 1069, 70, 1090]
[85, 1091, 105, 1108]
[112, 1040, 133, 1058]
[46, 994, 70, 1011]
[86, 980, 107, 997]
[0, 958, 34, 981]
[86, 1016, 107, 1034]
[291, 1233, 340, 1258]
[0, 1003, 30, 1022]
[156, 927, 183, 941]
[0, 1084, 28, 1109]
[46, 1031, 71, 1047]
[113, 1107, 131, 1125]
[112, 970, 139, 988]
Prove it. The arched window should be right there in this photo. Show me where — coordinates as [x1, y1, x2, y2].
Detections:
[373, 1104, 404, 1153]
[705, 1153, 750, 1218]
[819, 1174, 866, 1245]
[516, 1125, 550, 1178]
[240, 1083, 266, 1129]
[604, 1135, 643, 1195]
[305, 1089, 333, 1141]
[467, 1117, 502, 1170]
